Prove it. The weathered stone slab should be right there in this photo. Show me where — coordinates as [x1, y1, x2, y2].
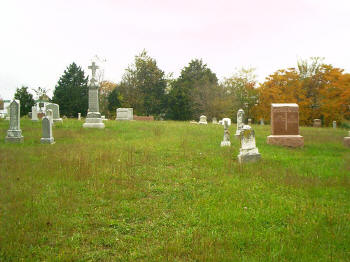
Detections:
[116, 108, 133, 120]
[212, 117, 218, 124]
[235, 109, 244, 136]
[313, 119, 321, 127]
[260, 119, 264, 125]
[248, 118, 252, 125]
[78, 113, 81, 120]
[238, 125, 260, 163]
[198, 115, 207, 125]
[267, 103, 304, 148]
[333, 121, 337, 129]
[41, 116, 55, 144]
[32, 106, 38, 121]
[5, 100, 23, 143]
[46, 109, 54, 125]
[221, 118, 231, 126]
[220, 120, 231, 147]
[46, 103, 62, 123]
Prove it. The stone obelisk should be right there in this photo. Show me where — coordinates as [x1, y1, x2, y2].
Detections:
[83, 61, 105, 129]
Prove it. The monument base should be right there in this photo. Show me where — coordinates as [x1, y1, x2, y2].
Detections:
[267, 135, 304, 148]
[198, 121, 208, 125]
[5, 136, 24, 143]
[238, 148, 261, 163]
[41, 138, 55, 144]
[53, 118, 63, 123]
[344, 137, 350, 148]
[220, 141, 231, 147]
[83, 112, 105, 129]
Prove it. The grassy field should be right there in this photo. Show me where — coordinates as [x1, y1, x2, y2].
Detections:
[0, 118, 349, 261]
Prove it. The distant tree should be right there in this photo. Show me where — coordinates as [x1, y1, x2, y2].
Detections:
[119, 50, 167, 116]
[52, 62, 89, 117]
[100, 81, 117, 117]
[167, 59, 218, 120]
[107, 87, 122, 115]
[14, 86, 35, 116]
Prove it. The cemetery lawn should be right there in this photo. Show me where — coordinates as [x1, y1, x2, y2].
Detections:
[1, 119, 350, 262]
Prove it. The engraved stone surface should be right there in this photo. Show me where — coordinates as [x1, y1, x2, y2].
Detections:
[333, 121, 337, 129]
[46, 103, 62, 123]
[32, 106, 38, 121]
[41, 116, 55, 144]
[235, 109, 245, 136]
[199, 115, 208, 125]
[116, 108, 133, 120]
[5, 100, 23, 143]
[238, 125, 260, 163]
[313, 119, 322, 127]
[220, 120, 231, 147]
[267, 103, 304, 147]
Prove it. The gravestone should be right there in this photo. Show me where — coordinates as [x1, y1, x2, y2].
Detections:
[313, 119, 321, 127]
[238, 125, 261, 163]
[116, 108, 133, 120]
[220, 120, 231, 147]
[46, 103, 62, 123]
[333, 121, 337, 129]
[41, 116, 55, 144]
[78, 113, 81, 120]
[198, 115, 208, 124]
[221, 118, 231, 126]
[31, 106, 38, 121]
[267, 103, 304, 147]
[248, 118, 252, 125]
[344, 131, 350, 148]
[260, 119, 264, 125]
[83, 61, 105, 129]
[190, 120, 198, 124]
[212, 117, 218, 124]
[5, 100, 23, 143]
[46, 109, 54, 125]
[235, 109, 245, 136]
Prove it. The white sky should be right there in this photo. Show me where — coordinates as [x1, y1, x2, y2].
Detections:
[1, 0, 350, 99]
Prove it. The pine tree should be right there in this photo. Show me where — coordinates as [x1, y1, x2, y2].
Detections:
[52, 63, 89, 117]
[14, 86, 35, 116]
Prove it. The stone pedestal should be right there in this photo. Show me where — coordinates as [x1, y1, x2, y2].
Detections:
[267, 103, 304, 148]
[83, 112, 105, 129]
[238, 125, 261, 163]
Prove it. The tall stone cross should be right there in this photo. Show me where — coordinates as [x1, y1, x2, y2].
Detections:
[88, 62, 99, 82]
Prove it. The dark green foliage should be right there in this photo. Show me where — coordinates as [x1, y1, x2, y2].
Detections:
[14, 86, 35, 116]
[107, 88, 122, 112]
[167, 59, 218, 120]
[52, 62, 89, 117]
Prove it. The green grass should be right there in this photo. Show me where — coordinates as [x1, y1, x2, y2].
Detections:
[0, 118, 349, 261]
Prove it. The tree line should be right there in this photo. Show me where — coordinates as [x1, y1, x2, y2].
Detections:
[9, 52, 350, 126]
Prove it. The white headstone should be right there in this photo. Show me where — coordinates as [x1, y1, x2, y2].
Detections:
[238, 125, 261, 163]
[220, 120, 231, 147]
[333, 121, 337, 129]
[5, 100, 23, 143]
[116, 108, 133, 120]
[235, 109, 245, 136]
[46, 109, 54, 125]
[221, 118, 231, 126]
[83, 61, 105, 129]
[78, 113, 81, 120]
[212, 117, 218, 124]
[260, 119, 264, 125]
[31, 106, 38, 121]
[198, 115, 208, 125]
[248, 118, 252, 125]
[46, 103, 62, 123]
[41, 116, 55, 144]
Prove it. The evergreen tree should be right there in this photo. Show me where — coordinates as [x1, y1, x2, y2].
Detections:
[107, 87, 122, 113]
[14, 86, 35, 116]
[52, 63, 89, 117]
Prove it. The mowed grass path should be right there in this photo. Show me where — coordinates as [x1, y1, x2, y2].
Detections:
[0, 119, 349, 261]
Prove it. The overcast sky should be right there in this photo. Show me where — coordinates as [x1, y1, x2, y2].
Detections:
[1, 0, 350, 99]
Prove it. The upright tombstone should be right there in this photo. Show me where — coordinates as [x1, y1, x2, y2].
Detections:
[212, 117, 218, 124]
[344, 131, 350, 148]
[83, 61, 105, 129]
[220, 120, 231, 147]
[267, 103, 304, 147]
[235, 109, 245, 136]
[41, 116, 55, 144]
[313, 119, 322, 127]
[31, 106, 38, 121]
[221, 117, 231, 126]
[198, 115, 208, 124]
[238, 125, 261, 163]
[78, 113, 81, 120]
[5, 100, 23, 143]
[46, 103, 62, 123]
[116, 108, 133, 121]
[46, 109, 54, 125]
[248, 118, 252, 125]
[260, 119, 264, 125]
[333, 121, 337, 129]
